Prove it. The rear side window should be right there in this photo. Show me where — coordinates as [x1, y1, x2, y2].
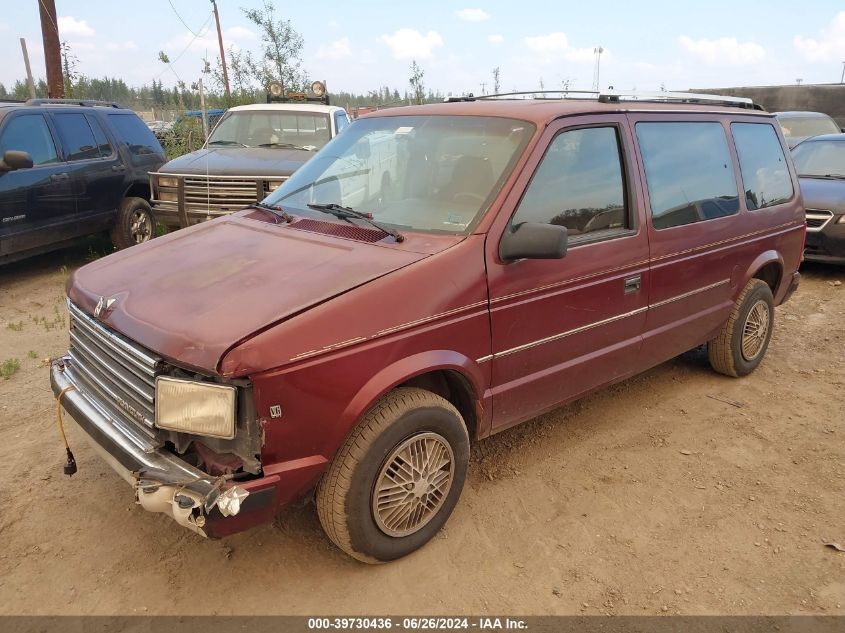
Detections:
[53, 113, 100, 161]
[86, 115, 114, 158]
[636, 122, 739, 230]
[107, 113, 164, 163]
[730, 123, 793, 209]
[511, 126, 629, 239]
[0, 114, 58, 165]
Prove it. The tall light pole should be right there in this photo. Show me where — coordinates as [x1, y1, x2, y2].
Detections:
[592, 46, 604, 92]
[211, 0, 231, 105]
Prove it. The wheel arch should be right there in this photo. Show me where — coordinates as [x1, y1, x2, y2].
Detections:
[339, 350, 486, 443]
[740, 250, 784, 299]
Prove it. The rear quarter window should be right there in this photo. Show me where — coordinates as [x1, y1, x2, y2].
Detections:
[106, 113, 164, 165]
[636, 121, 739, 230]
[730, 122, 793, 209]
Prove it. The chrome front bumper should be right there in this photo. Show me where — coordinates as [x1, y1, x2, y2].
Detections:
[50, 356, 248, 536]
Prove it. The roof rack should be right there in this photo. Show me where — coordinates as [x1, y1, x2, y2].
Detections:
[25, 98, 126, 109]
[449, 89, 763, 110]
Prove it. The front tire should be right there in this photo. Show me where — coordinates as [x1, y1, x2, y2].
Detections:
[110, 197, 154, 250]
[316, 387, 469, 563]
[707, 279, 775, 377]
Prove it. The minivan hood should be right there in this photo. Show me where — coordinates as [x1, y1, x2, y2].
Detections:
[67, 215, 427, 373]
[160, 147, 314, 177]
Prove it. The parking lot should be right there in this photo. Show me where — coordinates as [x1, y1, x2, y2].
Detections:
[0, 240, 841, 615]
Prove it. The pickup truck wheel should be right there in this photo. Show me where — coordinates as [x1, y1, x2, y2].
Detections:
[111, 197, 154, 250]
[707, 279, 774, 377]
[316, 387, 469, 563]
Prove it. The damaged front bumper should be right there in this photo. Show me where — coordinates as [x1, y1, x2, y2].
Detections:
[50, 357, 250, 537]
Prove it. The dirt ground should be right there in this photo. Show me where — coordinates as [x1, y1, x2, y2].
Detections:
[0, 239, 843, 616]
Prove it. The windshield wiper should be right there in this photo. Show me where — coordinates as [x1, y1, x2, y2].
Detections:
[307, 203, 404, 242]
[800, 173, 845, 179]
[208, 140, 249, 147]
[252, 201, 294, 223]
[258, 142, 314, 151]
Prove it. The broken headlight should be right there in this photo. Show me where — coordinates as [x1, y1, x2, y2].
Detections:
[155, 377, 236, 439]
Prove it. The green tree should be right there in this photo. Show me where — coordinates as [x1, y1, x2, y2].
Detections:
[241, 0, 307, 92]
[492, 66, 501, 95]
[409, 61, 425, 105]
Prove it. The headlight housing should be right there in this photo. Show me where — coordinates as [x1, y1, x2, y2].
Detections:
[155, 377, 236, 439]
[158, 191, 178, 202]
[266, 179, 284, 192]
[157, 176, 179, 188]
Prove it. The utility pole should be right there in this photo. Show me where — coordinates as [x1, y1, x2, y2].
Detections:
[20, 38, 37, 99]
[38, 0, 64, 98]
[211, 0, 231, 105]
[841, 62, 845, 84]
[479, 82, 487, 95]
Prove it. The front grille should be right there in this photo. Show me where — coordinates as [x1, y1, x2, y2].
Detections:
[181, 175, 286, 216]
[67, 301, 163, 443]
[805, 209, 833, 232]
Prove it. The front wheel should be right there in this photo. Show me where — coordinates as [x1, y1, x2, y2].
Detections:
[110, 197, 154, 250]
[316, 387, 469, 563]
[707, 279, 775, 377]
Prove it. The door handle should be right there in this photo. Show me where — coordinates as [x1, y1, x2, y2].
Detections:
[624, 275, 641, 294]
[111, 164, 126, 172]
[50, 173, 69, 182]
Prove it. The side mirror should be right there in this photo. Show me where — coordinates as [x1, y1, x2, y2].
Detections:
[0, 150, 34, 173]
[499, 222, 568, 261]
[354, 138, 371, 160]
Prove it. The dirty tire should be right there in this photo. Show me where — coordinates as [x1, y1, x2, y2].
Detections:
[110, 197, 154, 250]
[708, 279, 775, 377]
[316, 387, 470, 564]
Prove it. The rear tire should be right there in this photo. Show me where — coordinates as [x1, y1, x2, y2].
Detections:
[110, 197, 154, 250]
[316, 387, 469, 564]
[707, 279, 774, 377]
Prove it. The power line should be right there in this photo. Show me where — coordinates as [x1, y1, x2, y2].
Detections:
[153, 11, 214, 82]
[167, 0, 204, 37]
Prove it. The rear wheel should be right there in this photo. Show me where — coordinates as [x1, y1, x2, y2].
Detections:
[110, 197, 154, 250]
[316, 387, 469, 563]
[707, 279, 774, 377]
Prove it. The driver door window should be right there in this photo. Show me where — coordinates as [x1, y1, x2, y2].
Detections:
[511, 126, 630, 242]
[0, 114, 59, 165]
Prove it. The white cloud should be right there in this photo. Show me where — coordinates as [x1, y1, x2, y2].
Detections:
[318, 37, 352, 60]
[678, 35, 765, 65]
[381, 29, 443, 60]
[455, 8, 490, 22]
[105, 41, 138, 51]
[524, 32, 596, 62]
[794, 12, 845, 62]
[223, 26, 255, 40]
[488, 34, 504, 45]
[58, 16, 95, 37]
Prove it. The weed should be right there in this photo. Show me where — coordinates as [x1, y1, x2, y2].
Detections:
[1, 358, 21, 380]
[27, 350, 38, 359]
[6, 321, 23, 332]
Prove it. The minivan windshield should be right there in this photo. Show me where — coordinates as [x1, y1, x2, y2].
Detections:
[264, 115, 535, 234]
[792, 140, 845, 178]
[207, 110, 331, 150]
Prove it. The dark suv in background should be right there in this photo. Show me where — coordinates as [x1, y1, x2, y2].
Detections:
[0, 99, 165, 264]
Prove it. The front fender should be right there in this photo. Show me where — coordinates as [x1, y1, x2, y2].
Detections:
[340, 349, 488, 438]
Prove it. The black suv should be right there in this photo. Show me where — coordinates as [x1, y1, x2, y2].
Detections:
[0, 99, 166, 264]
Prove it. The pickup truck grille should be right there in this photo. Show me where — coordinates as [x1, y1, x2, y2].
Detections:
[181, 175, 286, 216]
[67, 301, 162, 444]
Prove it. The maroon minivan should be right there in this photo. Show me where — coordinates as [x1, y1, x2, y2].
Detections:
[51, 92, 804, 563]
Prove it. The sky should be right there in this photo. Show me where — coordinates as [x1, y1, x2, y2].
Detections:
[2, 1, 845, 98]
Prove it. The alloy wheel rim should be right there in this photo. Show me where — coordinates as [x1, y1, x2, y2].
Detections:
[372, 432, 454, 538]
[741, 300, 770, 361]
[130, 210, 153, 243]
